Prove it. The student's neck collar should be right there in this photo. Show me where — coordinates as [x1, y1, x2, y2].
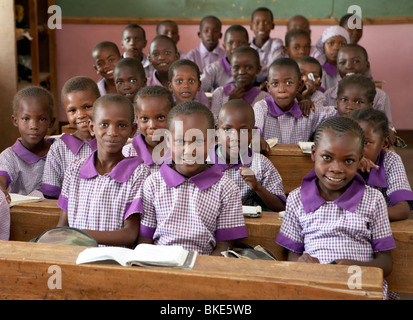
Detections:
[253, 36, 269, 48]
[94, 150, 125, 175]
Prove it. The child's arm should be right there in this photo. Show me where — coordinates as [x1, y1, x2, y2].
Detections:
[137, 235, 154, 244]
[57, 210, 69, 227]
[211, 240, 235, 256]
[0, 176, 10, 204]
[358, 156, 379, 173]
[388, 200, 410, 221]
[335, 250, 393, 278]
[288, 251, 320, 263]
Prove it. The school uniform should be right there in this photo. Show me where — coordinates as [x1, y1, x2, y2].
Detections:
[139, 163, 248, 255]
[250, 37, 284, 84]
[276, 168, 396, 299]
[0, 191, 10, 241]
[210, 145, 286, 206]
[363, 150, 413, 209]
[122, 51, 154, 79]
[310, 89, 327, 108]
[122, 134, 172, 173]
[185, 42, 226, 73]
[321, 62, 341, 92]
[210, 84, 270, 118]
[323, 82, 394, 129]
[253, 96, 336, 143]
[0, 138, 54, 196]
[57, 151, 150, 236]
[200, 57, 234, 93]
[41, 133, 97, 199]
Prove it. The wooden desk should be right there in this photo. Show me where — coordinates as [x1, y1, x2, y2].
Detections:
[265, 144, 314, 194]
[0, 241, 383, 300]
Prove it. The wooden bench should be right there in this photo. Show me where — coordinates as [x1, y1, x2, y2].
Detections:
[265, 144, 314, 194]
[0, 240, 383, 300]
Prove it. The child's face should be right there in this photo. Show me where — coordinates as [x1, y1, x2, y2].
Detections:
[223, 30, 249, 60]
[323, 36, 347, 65]
[217, 106, 254, 162]
[89, 101, 136, 155]
[136, 96, 170, 148]
[93, 46, 121, 80]
[121, 28, 147, 58]
[285, 35, 311, 61]
[64, 90, 96, 132]
[287, 16, 310, 33]
[157, 22, 180, 45]
[114, 66, 146, 102]
[311, 128, 362, 199]
[198, 18, 222, 52]
[168, 65, 200, 104]
[357, 121, 387, 164]
[297, 61, 321, 90]
[12, 96, 54, 147]
[266, 65, 302, 110]
[168, 113, 212, 178]
[250, 11, 274, 41]
[149, 38, 179, 74]
[337, 47, 369, 78]
[230, 52, 261, 90]
[336, 84, 371, 117]
[343, 24, 363, 44]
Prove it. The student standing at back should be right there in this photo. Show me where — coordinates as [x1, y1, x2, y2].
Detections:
[249, 7, 284, 85]
[185, 16, 225, 73]
[156, 20, 186, 59]
[283, 29, 311, 62]
[296, 56, 326, 107]
[0, 86, 55, 199]
[41, 77, 100, 199]
[201, 25, 250, 93]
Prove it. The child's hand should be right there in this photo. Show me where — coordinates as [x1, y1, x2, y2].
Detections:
[239, 166, 259, 190]
[1, 188, 10, 204]
[297, 253, 319, 264]
[358, 156, 379, 173]
[229, 86, 246, 100]
[298, 99, 315, 117]
[259, 135, 270, 154]
[302, 81, 317, 99]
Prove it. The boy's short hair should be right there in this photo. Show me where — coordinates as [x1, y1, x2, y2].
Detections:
[340, 43, 369, 61]
[149, 35, 178, 54]
[219, 99, 255, 127]
[168, 59, 201, 82]
[224, 24, 249, 42]
[61, 76, 101, 105]
[122, 24, 146, 40]
[156, 20, 178, 33]
[284, 28, 311, 47]
[134, 85, 174, 112]
[92, 93, 134, 124]
[167, 101, 215, 130]
[337, 74, 376, 103]
[200, 15, 222, 30]
[92, 41, 121, 58]
[350, 107, 389, 138]
[13, 85, 54, 118]
[251, 7, 274, 21]
[114, 57, 146, 80]
[296, 56, 323, 77]
[269, 57, 301, 79]
[339, 13, 362, 28]
[230, 46, 260, 67]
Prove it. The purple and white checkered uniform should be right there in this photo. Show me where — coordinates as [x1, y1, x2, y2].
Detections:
[210, 146, 285, 206]
[250, 37, 284, 83]
[210, 84, 270, 118]
[122, 134, 172, 173]
[0, 191, 10, 241]
[253, 96, 336, 143]
[0, 139, 54, 195]
[201, 57, 234, 93]
[321, 62, 341, 91]
[41, 134, 97, 198]
[139, 163, 248, 255]
[310, 90, 327, 108]
[365, 150, 413, 209]
[57, 151, 150, 234]
[185, 42, 226, 73]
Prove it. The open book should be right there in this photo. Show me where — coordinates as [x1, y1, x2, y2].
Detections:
[9, 193, 43, 207]
[298, 141, 314, 154]
[76, 243, 197, 269]
[242, 205, 262, 218]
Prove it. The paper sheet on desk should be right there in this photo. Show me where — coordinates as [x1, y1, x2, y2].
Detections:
[9, 193, 43, 207]
[266, 137, 278, 149]
[298, 142, 314, 154]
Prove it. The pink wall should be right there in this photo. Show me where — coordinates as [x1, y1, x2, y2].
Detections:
[56, 23, 413, 130]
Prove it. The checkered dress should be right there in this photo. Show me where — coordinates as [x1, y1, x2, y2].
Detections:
[201, 57, 234, 93]
[41, 134, 97, 198]
[57, 152, 150, 233]
[0, 192, 10, 241]
[253, 96, 336, 143]
[140, 164, 247, 255]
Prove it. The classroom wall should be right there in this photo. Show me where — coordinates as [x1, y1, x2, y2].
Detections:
[55, 22, 413, 130]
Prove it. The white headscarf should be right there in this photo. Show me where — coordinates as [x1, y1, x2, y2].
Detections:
[315, 26, 350, 53]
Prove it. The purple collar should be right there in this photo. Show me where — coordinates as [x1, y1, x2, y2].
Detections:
[365, 149, 388, 188]
[322, 61, 337, 77]
[79, 151, 143, 183]
[159, 163, 223, 190]
[223, 84, 262, 105]
[200, 41, 221, 57]
[265, 96, 302, 119]
[61, 133, 97, 155]
[220, 57, 232, 77]
[131, 134, 172, 166]
[11, 138, 54, 164]
[301, 168, 366, 213]
[210, 145, 252, 171]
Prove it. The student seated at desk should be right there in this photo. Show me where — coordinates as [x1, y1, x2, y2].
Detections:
[41, 77, 99, 199]
[253, 57, 336, 143]
[0, 86, 55, 200]
[57, 94, 150, 247]
[138, 101, 247, 255]
[212, 99, 286, 212]
[351, 107, 413, 221]
[275, 116, 396, 299]
[296, 56, 326, 107]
